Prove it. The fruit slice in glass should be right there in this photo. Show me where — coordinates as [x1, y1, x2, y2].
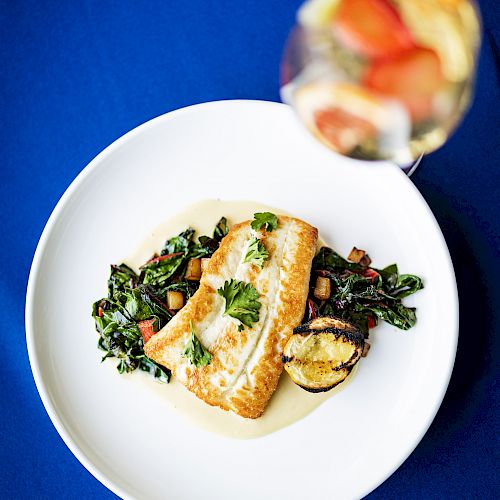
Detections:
[292, 82, 411, 161]
[334, 0, 415, 58]
[363, 46, 446, 122]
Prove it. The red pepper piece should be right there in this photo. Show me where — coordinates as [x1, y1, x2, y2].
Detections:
[307, 298, 318, 320]
[367, 315, 377, 329]
[138, 319, 157, 343]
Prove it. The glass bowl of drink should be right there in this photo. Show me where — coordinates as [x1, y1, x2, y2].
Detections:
[280, 0, 481, 167]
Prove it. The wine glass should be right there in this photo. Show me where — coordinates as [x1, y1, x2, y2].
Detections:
[280, 0, 481, 173]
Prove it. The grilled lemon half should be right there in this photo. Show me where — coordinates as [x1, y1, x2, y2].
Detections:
[283, 316, 364, 392]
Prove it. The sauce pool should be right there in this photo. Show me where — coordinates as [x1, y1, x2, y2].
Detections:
[125, 199, 355, 439]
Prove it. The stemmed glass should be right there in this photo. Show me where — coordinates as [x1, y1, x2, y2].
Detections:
[281, 0, 481, 174]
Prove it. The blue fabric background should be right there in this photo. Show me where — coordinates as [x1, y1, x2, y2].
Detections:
[1, 1, 498, 498]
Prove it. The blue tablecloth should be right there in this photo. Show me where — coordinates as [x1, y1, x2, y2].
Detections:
[1, 1, 498, 498]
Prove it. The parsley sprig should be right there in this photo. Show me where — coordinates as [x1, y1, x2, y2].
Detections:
[243, 237, 269, 268]
[183, 320, 212, 367]
[251, 212, 278, 232]
[217, 279, 261, 331]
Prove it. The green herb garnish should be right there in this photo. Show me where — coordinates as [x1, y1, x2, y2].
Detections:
[183, 320, 212, 367]
[243, 237, 269, 268]
[251, 212, 278, 232]
[217, 279, 261, 331]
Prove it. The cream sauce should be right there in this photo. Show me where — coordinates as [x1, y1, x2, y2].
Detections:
[125, 199, 354, 439]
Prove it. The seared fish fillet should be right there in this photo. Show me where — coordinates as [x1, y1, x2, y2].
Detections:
[145, 215, 318, 418]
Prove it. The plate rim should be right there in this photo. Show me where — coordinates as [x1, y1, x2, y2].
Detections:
[25, 99, 459, 499]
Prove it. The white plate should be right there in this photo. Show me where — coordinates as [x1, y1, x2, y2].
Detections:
[26, 100, 458, 500]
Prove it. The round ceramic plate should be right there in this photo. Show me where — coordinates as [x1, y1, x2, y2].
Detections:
[26, 100, 458, 500]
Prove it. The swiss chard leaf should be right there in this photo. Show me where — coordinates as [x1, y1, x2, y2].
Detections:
[161, 228, 195, 255]
[136, 285, 173, 324]
[319, 301, 372, 337]
[108, 264, 138, 298]
[138, 356, 171, 382]
[140, 253, 185, 288]
[92, 269, 172, 382]
[313, 247, 363, 273]
[213, 217, 229, 241]
[187, 242, 212, 259]
[308, 246, 422, 335]
[198, 236, 220, 255]
[332, 273, 373, 301]
[194, 217, 229, 257]
[164, 280, 200, 300]
[377, 264, 399, 290]
[392, 274, 424, 298]
[355, 302, 417, 330]
[124, 288, 154, 321]
[344, 310, 372, 336]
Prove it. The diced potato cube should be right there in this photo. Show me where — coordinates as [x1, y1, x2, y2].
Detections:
[167, 291, 184, 310]
[185, 258, 202, 281]
[348, 247, 366, 263]
[201, 258, 211, 274]
[313, 276, 331, 300]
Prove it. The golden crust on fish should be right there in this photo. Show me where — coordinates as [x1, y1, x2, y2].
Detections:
[145, 215, 318, 418]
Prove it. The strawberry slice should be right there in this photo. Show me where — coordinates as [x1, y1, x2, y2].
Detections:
[138, 319, 157, 343]
[334, 0, 415, 58]
[363, 46, 445, 121]
[314, 107, 376, 154]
